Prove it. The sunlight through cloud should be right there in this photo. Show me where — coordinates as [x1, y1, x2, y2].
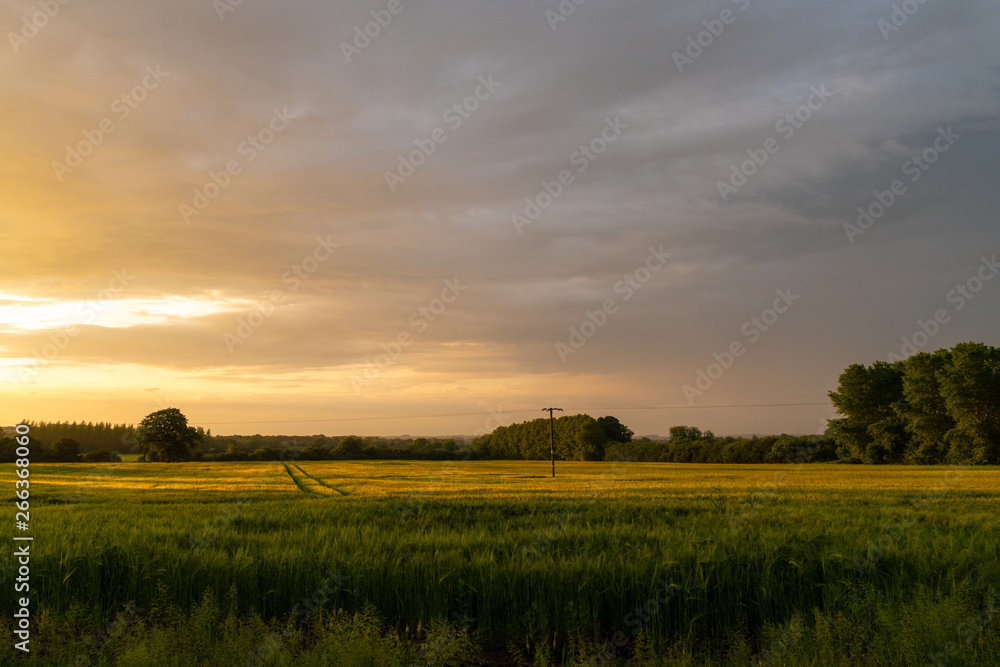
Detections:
[0, 293, 252, 331]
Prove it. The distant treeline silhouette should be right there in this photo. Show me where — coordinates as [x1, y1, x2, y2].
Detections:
[9, 338, 997, 466]
[0, 420, 135, 462]
[14, 420, 136, 451]
[473, 416, 837, 464]
[201, 434, 478, 461]
[608, 427, 837, 464]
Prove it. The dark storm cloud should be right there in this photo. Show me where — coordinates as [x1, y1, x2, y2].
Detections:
[1, 0, 997, 433]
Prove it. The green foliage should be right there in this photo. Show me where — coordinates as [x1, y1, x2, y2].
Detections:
[3, 461, 998, 665]
[828, 361, 907, 463]
[0, 433, 61, 463]
[897, 350, 955, 463]
[94, 449, 124, 462]
[53, 436, 82, 462]
[829, 342, 1000, 464]
[332, 436, 365, 459]
[597, 416, 634, 444]
[16, 419, 135, 454]
[203, 434, 478, 462]
[0, 437, 17, 462]
[938, 342, 1000, 464]
[136, 408, 202, 462]
[477, 414, 626, 461]
[605, 431, 837, 464]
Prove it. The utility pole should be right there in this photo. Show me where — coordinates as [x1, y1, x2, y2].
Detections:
[542, 408, 562, 477]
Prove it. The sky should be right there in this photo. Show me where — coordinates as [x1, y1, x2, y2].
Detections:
[1, 0, 998, 438]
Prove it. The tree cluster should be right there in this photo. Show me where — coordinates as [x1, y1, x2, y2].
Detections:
[605, 427, 837, 464]
[472, 415, 633, 461]
[15, 420, 135, 453]
[136, 409, 203, 462]
[0, 433, 121, 463]
[202, 435, 478, 461]
[828, 342, 1000, 464]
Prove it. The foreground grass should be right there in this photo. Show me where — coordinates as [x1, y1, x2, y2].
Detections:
[2, 461, 998, 665]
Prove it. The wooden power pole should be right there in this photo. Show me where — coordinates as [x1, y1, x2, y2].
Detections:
[542, 407, 562, 477]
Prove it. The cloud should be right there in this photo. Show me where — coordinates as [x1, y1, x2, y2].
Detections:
[1, 0, 998, 434]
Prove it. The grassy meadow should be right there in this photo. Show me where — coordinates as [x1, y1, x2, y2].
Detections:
[3, 460, 999, 665]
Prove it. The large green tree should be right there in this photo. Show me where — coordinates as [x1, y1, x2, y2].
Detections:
[136, 408, 202, 462]
[597, 416, 634, 444]
[828, 361, 907, 463]
[829, 343, 1000, 464]
[937, 342, 1000, 464]
[52, 437, 81, 462]
[896, 350, 955, 463]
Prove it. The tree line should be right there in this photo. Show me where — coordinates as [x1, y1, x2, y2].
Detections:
[828, 342, 1000, 464]
[472, 414, 633, 461]
[0, 434, 123, 463]
[470, 416, 838, 464]
[15, 420, 136, 452]
[204, 435, 478, 462]
[7, 341, 996, 465]
[133, 409, 485, 462]
[606, 427, 837, 464]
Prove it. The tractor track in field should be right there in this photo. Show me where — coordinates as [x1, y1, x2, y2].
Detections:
[282, 462, 352, 496]
[293, 464, 353, 495]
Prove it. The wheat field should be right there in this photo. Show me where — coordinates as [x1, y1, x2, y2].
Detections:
[3, 461, 999, 665]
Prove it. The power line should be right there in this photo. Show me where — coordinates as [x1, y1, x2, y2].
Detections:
[197, 409, 541, 426]
[195, 402, 831, 426]
[571, 402, 831, 411]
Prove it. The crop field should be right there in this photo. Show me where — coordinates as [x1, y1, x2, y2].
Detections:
[3, 461, 1000, 666]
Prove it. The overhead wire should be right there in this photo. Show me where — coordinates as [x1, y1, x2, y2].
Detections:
[196, 402, 831, 426]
